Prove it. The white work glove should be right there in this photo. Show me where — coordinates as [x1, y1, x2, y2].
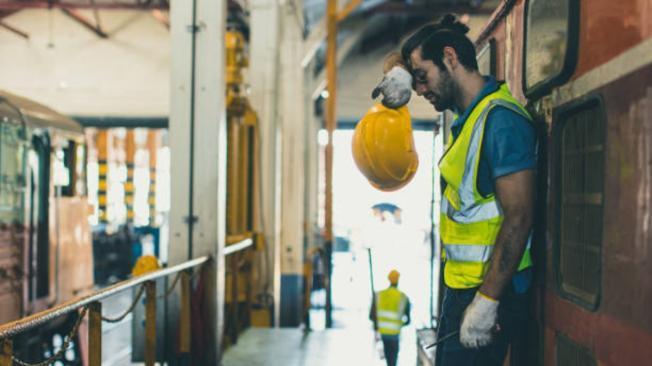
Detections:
[371, 66, 413, 109]
[460, 291, 499, 349]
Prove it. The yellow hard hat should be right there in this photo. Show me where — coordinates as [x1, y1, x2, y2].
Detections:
[352, 103, 418, 192]
[388, 270, 400, 285]
[132, 255, 161, 276]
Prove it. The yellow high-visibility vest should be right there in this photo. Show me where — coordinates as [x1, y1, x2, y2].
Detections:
[439, 83, 533, 289]
[376, 287, 408, 336]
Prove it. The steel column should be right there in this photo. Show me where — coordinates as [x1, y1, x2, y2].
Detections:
[96, 130, 109, 224]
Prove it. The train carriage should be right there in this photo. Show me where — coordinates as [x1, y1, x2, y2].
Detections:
[471, 0, 652, 364]
[0, 90, 93, 359]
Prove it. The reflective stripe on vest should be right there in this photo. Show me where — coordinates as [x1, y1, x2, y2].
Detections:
[375, 287, 407, 336]
[439, 83, 533, 289]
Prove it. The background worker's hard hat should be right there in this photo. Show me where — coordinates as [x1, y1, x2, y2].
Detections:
[352, 103, 418, 192]
[388, 270, 400, 285]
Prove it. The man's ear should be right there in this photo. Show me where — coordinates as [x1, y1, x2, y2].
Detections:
[442, 46, 458, 71]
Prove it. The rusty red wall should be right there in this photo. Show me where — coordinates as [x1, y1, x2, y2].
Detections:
[574, 0, 652, 78]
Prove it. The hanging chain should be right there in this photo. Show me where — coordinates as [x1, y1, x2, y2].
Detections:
[12, 306, 88, 366]
[157, 272, 182, 300]
[102, 271, 189, 323]
[100, 285, 146, 323]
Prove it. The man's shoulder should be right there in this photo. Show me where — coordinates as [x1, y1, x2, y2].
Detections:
[481, 104, 538, 179]
[484, 105, 536, 146]
[485, 104, 533, 131]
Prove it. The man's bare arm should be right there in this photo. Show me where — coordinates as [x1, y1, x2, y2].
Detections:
[479, 169, 535, 299]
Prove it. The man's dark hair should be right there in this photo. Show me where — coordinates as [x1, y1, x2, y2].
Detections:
[401, 14, 479, 72]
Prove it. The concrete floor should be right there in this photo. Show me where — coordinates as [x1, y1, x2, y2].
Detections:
[222, 326, 417, 366]
[100, 290, 134, 365]
[99, 291, 419, 366]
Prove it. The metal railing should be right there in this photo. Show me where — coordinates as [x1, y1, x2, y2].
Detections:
[0, 234, 257, 366]
[0, 255, 209, 366]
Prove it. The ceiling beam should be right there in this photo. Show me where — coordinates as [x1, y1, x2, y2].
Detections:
[367, 2, 495, 16]
[61, 7, 108, 37]
[0, 1, 168, 10]
[150, 9, 169, 29]
[301, 0, 384, 69]
[0, 20, 30, 39]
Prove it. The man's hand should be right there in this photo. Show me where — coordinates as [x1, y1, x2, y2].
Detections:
[372, 51, 413, 108]
[372, 66, 413, 108]
[460, 291, 499, 349]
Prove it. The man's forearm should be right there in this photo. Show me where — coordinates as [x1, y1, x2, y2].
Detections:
[479, 212, 532, 299]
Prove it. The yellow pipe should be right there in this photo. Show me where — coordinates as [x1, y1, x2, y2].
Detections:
[336, 0, 363, 22]
[96, 130, 109, 224]
[226, 117, 239, 235]
[237, 125, 250, 233]
[324, 0, 338, 329]
[325, 0, 337, 243]
[125, 129, 136, 223]
[147, 130, 159, 226]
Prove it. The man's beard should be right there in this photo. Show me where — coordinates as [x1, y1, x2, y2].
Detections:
[431, 70, 457, 112]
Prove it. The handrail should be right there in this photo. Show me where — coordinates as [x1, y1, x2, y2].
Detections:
[0, 255, 210, 339]
[224, 237, 254, 256]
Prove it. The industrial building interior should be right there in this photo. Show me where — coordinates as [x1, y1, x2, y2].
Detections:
[0, 0, 651, 366]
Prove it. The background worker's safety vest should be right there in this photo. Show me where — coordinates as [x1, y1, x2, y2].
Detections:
[375, 287, 408, 336]
[439, 83, 533, 289]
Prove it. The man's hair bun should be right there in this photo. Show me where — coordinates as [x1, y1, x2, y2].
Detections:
[438, 14, 470, 35]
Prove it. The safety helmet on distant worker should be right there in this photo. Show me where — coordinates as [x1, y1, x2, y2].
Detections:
[132, 255, 161, 276]
[388, 270, 400, 285]
[352, 103, 418, 192]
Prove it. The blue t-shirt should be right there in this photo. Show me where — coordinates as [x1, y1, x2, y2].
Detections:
[449, 76, 537, 197]
[448, 76, 536, 293]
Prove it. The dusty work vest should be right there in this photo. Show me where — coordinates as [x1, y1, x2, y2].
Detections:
[376, 287, 407, 336]
[439, 83, 533, 289]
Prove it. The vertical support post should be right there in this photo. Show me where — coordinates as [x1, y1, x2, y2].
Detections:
[0, 339, 12, 366]
[96, 130, 109, 224]
[230, 254, 239, 344]
[125, 129, 136, 223]
[145, 281, 157, 366]
[88, 301, 102, 366]
[170, 0, 227, 361]
[250, 0, 282, 327]
[324, 0, 337, 329]
[179, 271, 192, 353]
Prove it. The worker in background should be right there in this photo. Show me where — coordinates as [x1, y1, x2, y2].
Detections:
[372, 14, 536, 366]
[369, 270, 411, 366]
